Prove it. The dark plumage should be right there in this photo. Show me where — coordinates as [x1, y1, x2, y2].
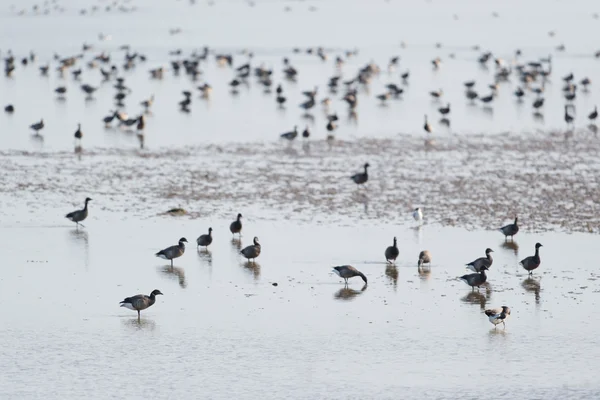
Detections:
[520, 243, 542, 274]
[459, 266, 489, 290]
[466, 248, 493, 273]
[196, 227, 213, 248]
[385, 237, 399, 263]
[74, 123, 83, 139]
[65, 197, 91, 227]
[120, 289, 163, 319]
[332, 265, 367, 285]
[484, 306, 511, 329]
[30, 119, 44, 135]
[155, 238, 187, 266]
[230, 213, 242, 236]
[499, 217, 519, 240]
[241, 236, 261, 262]
[351, 163, 369, 185]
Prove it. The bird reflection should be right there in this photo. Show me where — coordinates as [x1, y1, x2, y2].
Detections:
[334, 284, 367, 301]
[353, 192, 369, 214]
[197, 248, 212, 266]
[385, 265, 398, 289]
[461, 283, 492, 309]
[231, 237, 242, 250]
[242, 261, 261, 279]
[159, 265, 187, 288]
[121, 318, 156, 331]
[69, 228, 89, 267]
[418, 265, 431, 280]
[500, 240, 519, 256]
[522, 277, 541, 303]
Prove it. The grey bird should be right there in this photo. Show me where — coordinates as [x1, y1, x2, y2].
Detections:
[332, 265, 367, 285]
[30, 119, 44, 135]
[418, 250, 432, 267]
[120, 289, 163, 320]
[484, 306, 511, 329]
[280, 126, 298, 140]
[196, 227, 213, 248]
[156, 238, 188, 266]
[385, 237, 399, 263]
[520, 243, 542, 275]
[230, 213, 242, 236]
[459, 265, 489, 290]
[351, 163, 369, 185]
[241, 236, 261, 262]
[65, 197, 91, 227]
[466, 248, 493, 272]
[499, 217, 519, 240]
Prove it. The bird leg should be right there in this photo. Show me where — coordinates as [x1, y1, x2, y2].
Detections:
[137, 310, 140, 320]
[503, 321, 506, 329]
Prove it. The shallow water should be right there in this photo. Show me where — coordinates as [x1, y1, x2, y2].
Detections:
[1, 220, 600, 399]
[2, 0, 600, 398]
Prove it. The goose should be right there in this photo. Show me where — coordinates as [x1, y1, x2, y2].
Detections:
[376, 92, 391, 103]
[423, 115, 432, 133]
[520, 243, 542, 275]
[484, 306, 511, 329]
[120, 289, 163, 319]
[299, 97, 315, 111]
[418, 250, 431, 267]
[280, 126, 298, 140]
[198, 83, 212, 97]
[431, 58, 442, 69]
[55, 86, 67, 96]
[581, 77, 591, 89]
[30, 119, 44, 135]
[385, 237, 399, 263]
[326, 120, 337, 132]
[351, 163, 369, 185]
[564, 105, 574, 126]
[563, 72, 574, 82]
[514, 87, 525, 99]
[4, 104, 14, 113]
[103, 111, 117, 126]
[532, 98, 544, 109]
[140, 94, 154, 110]
[230, 213, 242, 236]
[466, 90, 478, 102]
[276, 84, 283, 95]
[466, 248, 494, 272]
[137, 115, 145, 132]
[196, 227, 213, 248]
[464, 81, 476, 89]
[276, 95, 286, 106]
[438, 103, 450, 115]
[413, 207, 423, 222]
[459, 265, 489, 290]
[429, 89, 443, 98]
[499, 217, 519, 240]
[155, 238, 188, 266]
[74, 123, 82, 139]
[241, 237, 261, 262]
[589, 106, 598, 121]
[65, 197, 91, 227]
[80, 84, 97, 96]
[564, 90, 576, 102]
[302, 126, 310, 138]
[332, 265, 367, 284]
[401, 71, 410, 80]
[480, 93, 494, 103]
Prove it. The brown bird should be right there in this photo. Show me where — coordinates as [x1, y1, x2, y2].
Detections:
[418, 250, 431, 267]
[119, 289, 163, 320]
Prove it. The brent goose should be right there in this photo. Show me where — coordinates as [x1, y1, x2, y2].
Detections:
[589, 106, 598, 121]
[120, 289, 163, 319]
[499, 217, 519, 240]
[276, 95, 286, 106]
[466, 248, 494, 273]
[484, 306, 511, 329]
[74, 123, 83, 139]
[413, 207, 423, 222]
[564, 105, 574, 126]
[429, 89, 443, 98]
[302, 126, 310, 138]
[520, 243, 542, 275]
[532, 98, 544, 109]
[230, 213, 242, 236]
[280, 126, 298, 140]
[156, 238, 188, 266]
[459, 265, 489, 290]
[385, 237, 399, 263]
[423, 115, 432, 133]
[351, 163, 369, 186]
[65, 197, 91, 227]
[140, 94, 154, 110]
[438, 103, 450, 115]
[4, 104, 14, 113]
[418, 250, 431, 267]
[332, 265, 367, 285]
[196, 227, 213, 248]
[30, 119, 44, 135]
[241, 237, 261, 262]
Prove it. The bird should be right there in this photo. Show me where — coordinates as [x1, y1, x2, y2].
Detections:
[4, 104, 14, 113]
[459, 265, 489, 290]
[230, 213, 242, 236]
[520, 243, 542, 275]
[438, 103, 450, 115]
[119, 289, 163, 320]
[350, 163, 369, 186]
[499, 217, 519, 240]
[514, 87, 525, 99]
[413, 207, 423, 223]
[140, 94, 155, 111]
[74, 123, 82, 140]
[332, 265, 367, 285]
[533, 98, 545, 109]
[55, 86, 67, 96]
[423, 115, 432, 133]
[484, 306, 511, 329]
[589, 106, 598, 121]
[280, 126, 298, 140]
[29, 119, 44, 135]
[103, 111, 117, 127]
[466, 248, 494, 273]
[480, 93, 494, 103]
[65, 197, 92, 227]
[385, 237, 399, 263]
[302, 126, 310, 138]
[155, 238, 188, 266]
[196, 227, 213, 248]
[418, 250, 431, 267]
[430, 89, 443, 98]
[564, 105, 574, 127]
[241, 236, 261, 262]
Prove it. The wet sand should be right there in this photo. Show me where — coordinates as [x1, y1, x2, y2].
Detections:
[1, 220, 600, 399]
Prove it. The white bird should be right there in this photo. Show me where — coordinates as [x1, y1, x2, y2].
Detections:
[413, 207, 423, 222]
[484, 306, 511, 329]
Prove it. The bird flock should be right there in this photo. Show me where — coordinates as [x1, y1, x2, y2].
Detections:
[65, 196, 540, 329]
